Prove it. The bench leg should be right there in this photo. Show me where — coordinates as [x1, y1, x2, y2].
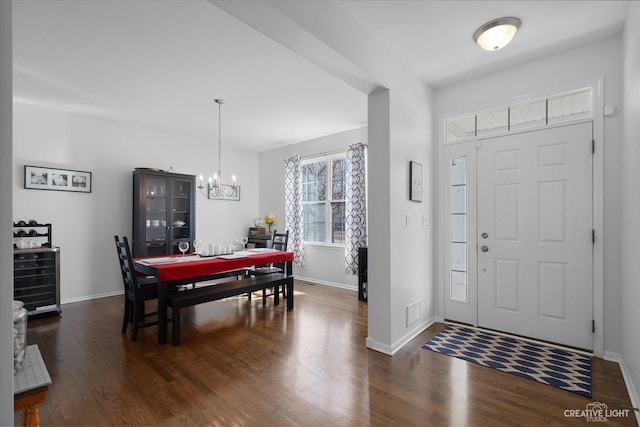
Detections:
[172, 307, 181, 346]
[286, 278, 294, 310]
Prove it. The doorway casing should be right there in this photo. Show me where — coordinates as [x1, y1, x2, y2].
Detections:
[436, 79, 605, 357]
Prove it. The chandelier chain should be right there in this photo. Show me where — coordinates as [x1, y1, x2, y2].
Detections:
[218, 100, 222, 175]
[198, 98, 236, 199]
[215, 99, 224, 180]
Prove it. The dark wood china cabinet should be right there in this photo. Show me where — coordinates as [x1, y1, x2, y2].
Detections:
[132, 170, 195, 258]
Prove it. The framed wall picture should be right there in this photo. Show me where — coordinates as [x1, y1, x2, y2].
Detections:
[207, 184, 240, 201]
[24, 165, 92, 193]
[409, 161, 423, 202]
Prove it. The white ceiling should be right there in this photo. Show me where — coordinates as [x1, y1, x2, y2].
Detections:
[12, 0, 629, 152]
[337, 1, 629, 88]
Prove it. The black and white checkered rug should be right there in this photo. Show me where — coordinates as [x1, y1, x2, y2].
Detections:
[423, 325, 592, 397]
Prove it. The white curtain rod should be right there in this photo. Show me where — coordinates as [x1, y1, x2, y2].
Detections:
[300, 143, 367, 161]
[300, 149, 345, 160]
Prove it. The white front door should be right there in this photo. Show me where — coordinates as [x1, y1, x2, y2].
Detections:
[476, 123, 593, 349]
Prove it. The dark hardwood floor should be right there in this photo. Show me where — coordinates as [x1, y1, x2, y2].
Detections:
[18, 280, 636, 426]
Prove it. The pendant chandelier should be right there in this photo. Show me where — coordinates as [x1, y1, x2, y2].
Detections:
[198, 98, 238, 199]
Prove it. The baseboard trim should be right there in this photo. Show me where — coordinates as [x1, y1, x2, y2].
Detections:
[605, 351, 640, 425]
[295, 276, 357, 291]
[390, 316, 436, 355]
[62, 290, 123, 305]
[365, 337, 393, 355]
[603, 351, 622, 363]
[366, 316, 436, 356]
[61, 277, 355, 305]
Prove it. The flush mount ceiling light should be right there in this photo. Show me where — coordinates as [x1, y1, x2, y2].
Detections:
[473, 17, 521, 51]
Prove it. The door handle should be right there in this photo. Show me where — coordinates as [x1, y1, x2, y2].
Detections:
[481, 232, 488, 239]
[481, 245, 489, 252]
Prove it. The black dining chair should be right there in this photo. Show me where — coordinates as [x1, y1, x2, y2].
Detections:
[114, 235, 164, 341]
[247, 230, 290, 305]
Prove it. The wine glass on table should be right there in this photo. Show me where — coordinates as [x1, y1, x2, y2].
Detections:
[193, 239, 202, 255]
[178, 241, 189, 257]
[240, 236, 248, 250]
[231, 238, 240, 253]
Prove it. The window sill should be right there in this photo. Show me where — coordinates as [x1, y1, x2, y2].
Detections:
[303, 242, 345, 249]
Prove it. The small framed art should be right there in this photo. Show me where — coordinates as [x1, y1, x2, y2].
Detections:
[409, 161, 423, 202]
[207, 184, 240, 201]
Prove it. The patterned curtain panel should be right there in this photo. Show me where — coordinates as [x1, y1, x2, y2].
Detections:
[284, 156, 305, 266]
[345, 143, 368, 274]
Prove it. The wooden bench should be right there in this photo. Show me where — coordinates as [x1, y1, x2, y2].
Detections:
[167, 273, 294, 346]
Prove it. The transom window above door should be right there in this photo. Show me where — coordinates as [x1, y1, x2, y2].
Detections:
[446, 88, 593, 142]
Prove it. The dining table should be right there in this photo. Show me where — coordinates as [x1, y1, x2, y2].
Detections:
[133, 249, 294, 345]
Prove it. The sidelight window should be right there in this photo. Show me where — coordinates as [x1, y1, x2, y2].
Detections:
[450, 156, 468, 302]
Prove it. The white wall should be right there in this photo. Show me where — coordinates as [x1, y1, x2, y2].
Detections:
[13, 102, 259, 303]
[213, 0, 437, 355]
[258, 126, 366, 289]
[285, 7, 437, 356]
[621, 2, 640, 419]
[367, 83, 436, 355]
[435, 36, 624, 355]
[0, 0, 14, 422]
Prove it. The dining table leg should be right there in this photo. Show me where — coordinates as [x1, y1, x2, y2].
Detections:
[286, 260, 294, 310]
[286, 279, 294, 310]
[158, 281, 168, 345]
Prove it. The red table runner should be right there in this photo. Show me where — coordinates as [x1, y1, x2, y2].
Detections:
[134, 251, 294, 282]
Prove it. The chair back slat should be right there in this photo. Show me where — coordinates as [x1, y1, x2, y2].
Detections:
[271, 230, 289, 269]
[114, 235, 139, 295]
[271, 230, 289, 251]
[115, 235, 160, 340]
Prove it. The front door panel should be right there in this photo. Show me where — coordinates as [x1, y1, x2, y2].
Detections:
[476, 123, 593, 349]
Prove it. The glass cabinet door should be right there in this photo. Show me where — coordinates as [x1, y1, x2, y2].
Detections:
[145, 176, 168, 256]
[169, 178, 192, 254]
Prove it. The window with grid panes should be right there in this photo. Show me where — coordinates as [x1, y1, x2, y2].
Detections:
[302, 154, 346, 245]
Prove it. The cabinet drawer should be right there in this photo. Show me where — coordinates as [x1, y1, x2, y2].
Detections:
[17, 291, 57, 312]
[14, 259, 56, 270]
[14, 274, 56, 288]
[14, 282, 56, 298]
[14, 251, 56, 261]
